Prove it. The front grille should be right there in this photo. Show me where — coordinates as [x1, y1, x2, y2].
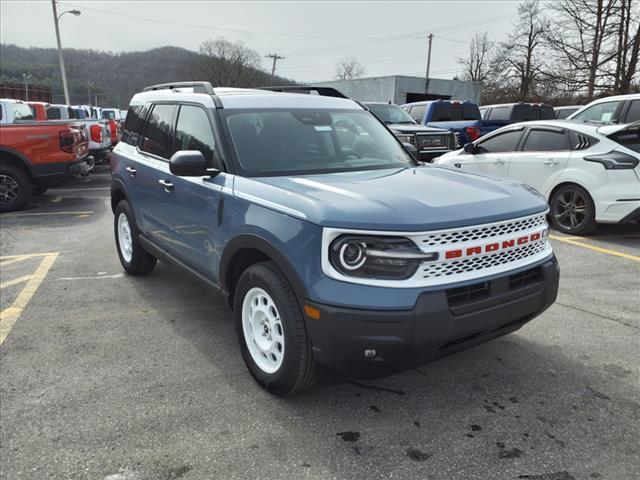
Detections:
[509, 266, 543, 289]
[447, 281, 491, 306]
[422, 240, 547, 279]
[416, 134, 449, 150]
[417, 214, 547, 247]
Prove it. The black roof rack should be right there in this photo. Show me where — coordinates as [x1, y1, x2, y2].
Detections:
[143, 81, 215, 94]
[259, 86, 348, 99]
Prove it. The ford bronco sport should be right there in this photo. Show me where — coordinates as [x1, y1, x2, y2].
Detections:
[111, 82, 559, 395]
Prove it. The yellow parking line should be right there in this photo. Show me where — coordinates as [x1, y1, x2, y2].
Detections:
[0, 275, 33, 289]
[0, 252, 59, 345]
[1, 211, 93, 217]
[549, 235, 640, 262]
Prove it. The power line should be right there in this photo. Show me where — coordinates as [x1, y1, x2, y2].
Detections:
[57, 1, 420, 41]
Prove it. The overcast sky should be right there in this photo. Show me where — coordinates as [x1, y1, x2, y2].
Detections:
[0, 0, 522, 82]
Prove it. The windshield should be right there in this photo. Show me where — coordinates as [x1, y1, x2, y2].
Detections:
[224, 109, 414, 176]
[367, 104, 416, 125]
[102, 110, 117, 120]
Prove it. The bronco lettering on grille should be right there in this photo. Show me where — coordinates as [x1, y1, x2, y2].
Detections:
[444, 232, 543, 260]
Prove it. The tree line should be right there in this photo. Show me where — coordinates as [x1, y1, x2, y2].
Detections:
[457, 0, 640, 105]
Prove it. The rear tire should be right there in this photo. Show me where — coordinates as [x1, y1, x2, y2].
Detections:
[234, 261, 317, 395]
[0, 165, 32, 213]
[114, 200, 157, 275]
[549, 184, 597, 235]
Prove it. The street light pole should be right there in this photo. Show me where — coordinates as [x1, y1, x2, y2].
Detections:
[87, 81, 93, 106]
[51, 1, 81, 105]
[23, 73, 33, 101]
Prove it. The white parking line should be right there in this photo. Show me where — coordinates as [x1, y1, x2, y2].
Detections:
[1, 211, 93, 217]
[56, 273, 124, 281]
[47, 187, 110, 192]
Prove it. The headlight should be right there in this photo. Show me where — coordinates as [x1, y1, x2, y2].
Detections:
[395, 133, 415, 145]
[329, 235, 436, 280]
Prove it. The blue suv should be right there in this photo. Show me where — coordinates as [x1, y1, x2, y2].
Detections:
[111, 82, 559, 395]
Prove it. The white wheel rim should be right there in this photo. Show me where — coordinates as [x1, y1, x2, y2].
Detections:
[241, 287, 285, 374]
[117, 213, 133, 263]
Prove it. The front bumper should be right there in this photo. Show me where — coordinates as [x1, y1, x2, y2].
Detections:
[303, 256, 559, 379]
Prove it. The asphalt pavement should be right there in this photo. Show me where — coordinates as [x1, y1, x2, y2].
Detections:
[1, 168, 639, 480]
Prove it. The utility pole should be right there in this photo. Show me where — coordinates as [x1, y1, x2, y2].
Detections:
[51, 1, 81, 105]
[23, 73, 33, 101]
[424, 33, 433, 93]
[87, 81, 93, 106]
[265, 53, 285, 85]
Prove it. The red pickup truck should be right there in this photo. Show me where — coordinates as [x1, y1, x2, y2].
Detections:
[0, 118, 89, 212]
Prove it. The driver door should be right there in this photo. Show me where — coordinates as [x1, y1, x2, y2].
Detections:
[455, 127, 524, 178]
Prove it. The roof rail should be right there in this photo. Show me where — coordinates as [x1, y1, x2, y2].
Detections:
[143, 81, 215, 94]
[259, 86, 348, 99]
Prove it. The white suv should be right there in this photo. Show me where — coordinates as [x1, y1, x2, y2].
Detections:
[568, 94, 640, 126]
[434, 120, 640, 235]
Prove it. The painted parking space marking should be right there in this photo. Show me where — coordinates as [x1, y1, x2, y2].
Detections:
[0, 211, 93, 217]
[0, 252, 59, 345]
[549, 235, 640, 262]
[47, 187, 110, 192]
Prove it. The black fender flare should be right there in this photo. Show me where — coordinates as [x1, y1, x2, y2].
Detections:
[219, 233, 309, 299]
[0, 147, 34, 175]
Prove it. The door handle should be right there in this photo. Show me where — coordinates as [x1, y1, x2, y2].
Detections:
[126, 166, 137, 177]
[158, 179, 174, 192]
[544, 159, 559, 166]
[454, 162, 462, 168]
[494, 159, 504, 165]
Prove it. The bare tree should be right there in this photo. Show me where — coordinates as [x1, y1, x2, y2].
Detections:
[611, 0, 640, 94]
[335, 57, 366, 81]
[493, 0, 548, 99]
[196, 37, 263, 87]
[545, 0, 620, 99]
[457, 32, 494, 83]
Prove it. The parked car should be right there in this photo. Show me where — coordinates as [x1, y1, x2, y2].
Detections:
[401, 99, 505, 147]
[111, 81, 559, 395]
[26, 101, 58, 121]
[47, 104, 78, 120]
[568, 94, 640, 125]
[480, 103, 555, 122]
[434, 120, 640, 234]
[0, 119, 89, 211]
[0, 98, 35, 123]
[554, 105, 581, 119]
[364, 102, 456, 161]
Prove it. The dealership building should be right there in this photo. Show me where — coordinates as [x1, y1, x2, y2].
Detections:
[315, 75, 481, 105]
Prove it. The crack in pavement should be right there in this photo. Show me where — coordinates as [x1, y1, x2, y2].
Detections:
[556, 302, 637, 330]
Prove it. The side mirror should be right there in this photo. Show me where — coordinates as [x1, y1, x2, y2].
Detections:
[463, 142, 476, 154]
[403, 142, 418, 159]
[169, 150, 214, 177]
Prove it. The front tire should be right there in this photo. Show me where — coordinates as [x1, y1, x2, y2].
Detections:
[550, 184, 597, 235]
[114, 200, 157, 275]
[0, 165, 32, 213]
[234, 262, 317, 395]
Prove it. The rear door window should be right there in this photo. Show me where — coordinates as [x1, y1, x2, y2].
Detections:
[140, 104, 176, 158]
[476, 130, 522, 153]
[12, 103, 34, 121]
[173, 105, 216, 165]
[522, 129, 567, 151]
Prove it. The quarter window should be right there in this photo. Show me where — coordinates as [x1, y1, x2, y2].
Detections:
[122, 104, 148, 146]
[476, 130, 522, 153]
[626, 100, 640, 123]
[140, 104, 176, 158]
[522, 129, 566, 152]
[174, 105, 216, 165]
[408, 105, 426, 123]
[488, 107, 510, 120]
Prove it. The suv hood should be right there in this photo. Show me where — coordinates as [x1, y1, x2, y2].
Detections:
[234, 167, 548, 231]
[387, 124, 449, 134]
